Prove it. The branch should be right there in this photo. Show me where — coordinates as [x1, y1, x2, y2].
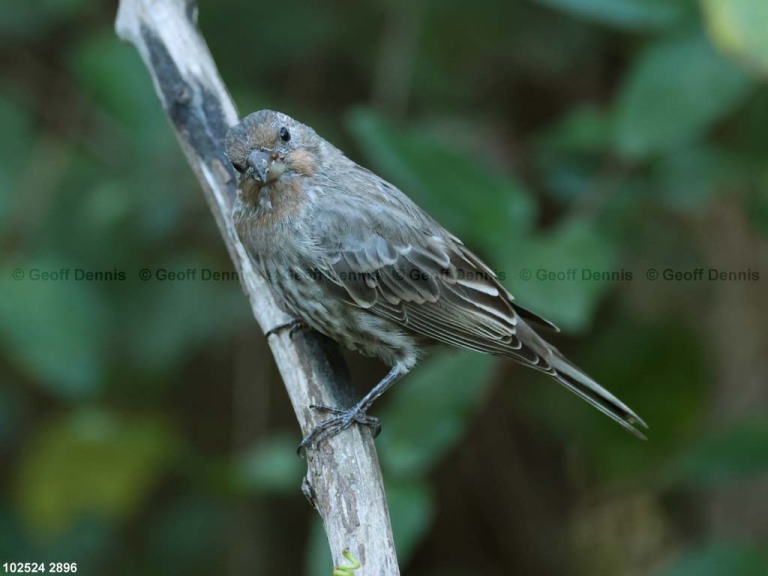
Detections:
[115, 1, 399, 573]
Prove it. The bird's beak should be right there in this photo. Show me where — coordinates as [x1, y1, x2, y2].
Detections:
[247, 149, 271, 185]
[247, 149, 286, 185]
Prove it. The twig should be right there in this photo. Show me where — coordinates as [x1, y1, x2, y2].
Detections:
[115, 1, 400, 573]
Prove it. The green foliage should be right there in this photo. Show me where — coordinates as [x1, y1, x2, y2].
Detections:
[0, 261, 109, 400]
[0, 93, 33, 220]
[0, 510, 116, 575]
[531, 320, 707, 480]
[116, 263, 248, 372]
[331, 549, 361, 576]
[386, 480, 435, 563]
[661, 543, 768, 576]
[16, 410, 178, 533]
[69, 32, 167, 132]
[615, 30, 752, 159]
[0, 0, 89, 40]
[0, 387, 26, 450]
[378, 350, 495, 479]
[532, 0, 691, 30]
[146, 493, 230, 576]
[540, 104, 614, 157]
[375, 350, 493, 564]
[535, 104, 614, 200]
[306, 518, 335, 576]
[752, 174, 768, 234]
[346, 108, 536, 249]
[669, 419, 768, 485]
[702, 0, 768, 75]
[503, 219, 618, 331]
[234, 435, 305, 494]
[652, 144, 731, 213]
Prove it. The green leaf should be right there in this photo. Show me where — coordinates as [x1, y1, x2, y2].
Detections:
[0, 93, 33, 231]
[669, 419, 768, 486]
[540, 105, 615, 155]
[234, 435, 305, 494]
[378, 349, 495, 479]
[615, 30, 752, 159]
[0, 259, 110, 400]
[147, 494, 229, 576]
[652, 144, 732, 212]
[346, 108, 536, 250]
[16, 410, 177, 533]
[734, 89, 768, 158]
[0, 386, 27, 451]
[386, 480, 435, 564]
[532, 320, 706, 480]
[504, 218, 617, 332]
[535, 105, 614, 201]
[580, 318, 708, 480]
[0, 509, 116, 575]
[117, 255, 249, 372]
[702, 0, 768, 75]
[0, 0, 88, 41]
[68, 33, 168, 138]
[661, 543, 768, 576]
[750, 173, 768, 235]
[532, 0, 690, 30]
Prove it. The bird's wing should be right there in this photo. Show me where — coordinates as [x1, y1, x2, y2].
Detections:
[309, 191, 646, 437]
[309, 189, 553, 360]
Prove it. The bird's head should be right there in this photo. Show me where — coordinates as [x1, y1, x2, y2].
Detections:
[225, 110, 319, 189]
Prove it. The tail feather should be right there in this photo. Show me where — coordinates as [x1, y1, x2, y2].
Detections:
[512, 322, 647, 439]
[550, 353, 647, 439]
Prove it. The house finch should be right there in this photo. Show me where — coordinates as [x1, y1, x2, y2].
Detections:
[225, 110, 647, 448]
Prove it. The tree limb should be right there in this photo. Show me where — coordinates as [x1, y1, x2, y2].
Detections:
[115, 1, 400, 573]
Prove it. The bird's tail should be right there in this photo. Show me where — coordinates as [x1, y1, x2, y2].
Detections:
[512, 322, 648, 439]
[548, 350, 647, 439]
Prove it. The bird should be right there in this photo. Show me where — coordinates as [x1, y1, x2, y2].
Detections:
[224, 109, 647, 448]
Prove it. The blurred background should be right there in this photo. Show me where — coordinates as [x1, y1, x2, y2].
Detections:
[1, 0, 768, 574]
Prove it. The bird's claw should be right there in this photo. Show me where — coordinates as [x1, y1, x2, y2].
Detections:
[298, 404, 381, 454]
[265, 318, 307, 339]
[310, 404, 381, 431]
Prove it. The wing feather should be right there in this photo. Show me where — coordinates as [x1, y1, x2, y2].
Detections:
[307, 179, 644, 437]
[318, 223, 521, 354]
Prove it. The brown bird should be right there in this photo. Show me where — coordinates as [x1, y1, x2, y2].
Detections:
[225, 110, 647, 448]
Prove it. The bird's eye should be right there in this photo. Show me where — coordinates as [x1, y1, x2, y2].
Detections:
[279, 127, 291, 142]
[233, 162, 247, 174]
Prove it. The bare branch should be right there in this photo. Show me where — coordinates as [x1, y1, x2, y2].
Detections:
[115, 1, 400, 573]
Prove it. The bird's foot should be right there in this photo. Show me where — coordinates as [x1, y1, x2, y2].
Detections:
[299, 403, 381, 452]
[265, 318, 307, 339]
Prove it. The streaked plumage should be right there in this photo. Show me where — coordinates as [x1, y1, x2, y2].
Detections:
[226, 110, 647, 446]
